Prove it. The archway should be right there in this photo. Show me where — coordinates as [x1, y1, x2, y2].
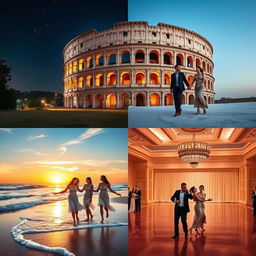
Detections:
[79, 59, 84, 70]
[188, 75, 194, 87]
[150, 72, 160, 84]
[150, 93, 160, 106]
[165, 93, 173, 105]
[135, 72, 146, 85]
[164, 52, 172, 65]
[96, 94, 104, 108]
[196, 58, 201, 67]
[96, 54, 104, 66]
[106, 94, 117, 108]
[86, 75, 93, 87]
[78, 77, 84, 89]
[136, 93, 145, 106]
[135, 50, 145, 63]
[149, 50, 159, 64]
[176, 54, 184, 66]
[86, 56, 93, 68]
[189, 94, 194, 105]
[95, 74, 103, 86]
[121, 93, 131, 108]
[121, 50, 130, 63]
[107, 72, 116, 86]
[107, 52, 116, 65]
[87, 95, 93, 108]
[120, 72, 131, 85]
[164, 72, 171, 85]
[187, 56, 193, 68]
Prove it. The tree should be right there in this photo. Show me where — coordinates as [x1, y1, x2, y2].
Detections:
[0, 60, 17, 110]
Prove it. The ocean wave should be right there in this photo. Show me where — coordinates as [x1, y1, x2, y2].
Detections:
[0, 200, 43, 213]
[12, 218, 128, 256]
[0, 194, 34, 201]
[0, 185, 47, 191]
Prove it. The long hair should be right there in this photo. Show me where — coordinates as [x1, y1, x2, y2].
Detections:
[86, 177, 92, 184]
[190, 186, 196, 194]
[101, 175, 110, 185]
[68, 177, 79, 187]
[197, 66, 204, 79]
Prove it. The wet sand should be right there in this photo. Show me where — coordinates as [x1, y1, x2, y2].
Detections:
[0, 195, 128, 255]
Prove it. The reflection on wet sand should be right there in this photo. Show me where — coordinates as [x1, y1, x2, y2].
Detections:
[129, 203, 256, 256]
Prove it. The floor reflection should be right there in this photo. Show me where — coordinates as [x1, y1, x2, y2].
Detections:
[128, 203, 256, 256]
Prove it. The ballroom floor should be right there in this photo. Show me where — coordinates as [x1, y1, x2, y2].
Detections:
[128, 203, 256, 256]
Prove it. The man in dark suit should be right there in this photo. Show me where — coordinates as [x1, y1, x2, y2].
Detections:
[171, 182, 193, 239]
[171, 65, 190, 116]
[252, 186, 256, 216]
[134, 185, 141, 212]
[128, 187, 132, 211]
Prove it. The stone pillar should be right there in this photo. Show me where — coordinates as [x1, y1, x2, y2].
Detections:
[116, 70, 120, 87]
[146, 70, 150, 86]
[92, 93, 96, 108]
[146, 92, 150, 106]
[161, 92, 165, 106]
[103, 71, 107, 88]
[131, 69, 135, 85]
[116, 93, 120, 108]
[116, 50, 120, 65]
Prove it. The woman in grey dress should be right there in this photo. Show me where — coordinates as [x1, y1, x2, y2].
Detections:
[192, 66, 208, 115]
[189, 185, 212, 235]
[79, 177, 95, 221]
[94, 175, 122, 223]
[54, 177, 84, 226]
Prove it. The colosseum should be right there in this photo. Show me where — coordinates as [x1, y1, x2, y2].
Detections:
[63, 21, 215, 108]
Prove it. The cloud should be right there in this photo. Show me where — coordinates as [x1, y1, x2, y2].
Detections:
[17, 148, 48, 156]
[49, 166, 79, 172]
[0, 128, 12, 134]
[58, 128, 104, 155]
[28, 134, 48, 141]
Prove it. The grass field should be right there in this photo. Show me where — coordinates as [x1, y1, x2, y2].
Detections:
[0, 108, 128, 128]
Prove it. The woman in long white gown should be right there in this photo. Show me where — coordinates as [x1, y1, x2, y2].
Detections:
[189, 185, 212, 234]
[129, 188, 136, 212]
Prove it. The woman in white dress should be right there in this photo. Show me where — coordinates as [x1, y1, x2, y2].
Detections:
[79, 177, 95, 221]
[189, 185, 212, 234]
[192, 66, 208, 115]
[54, 177, 84, 226]
[128, 188, 136, 212]
[94, 175, 122, 223]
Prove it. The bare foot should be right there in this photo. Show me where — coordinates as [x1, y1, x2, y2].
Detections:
[73, 221, 76, 226]
[100, 219, 104, 224]
[85, 218, 89, 222]
[106, 212, 109, 218]
[90, 214, 93, 221]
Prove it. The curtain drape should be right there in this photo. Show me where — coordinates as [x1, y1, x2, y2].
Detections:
[154, 171, 239, 202]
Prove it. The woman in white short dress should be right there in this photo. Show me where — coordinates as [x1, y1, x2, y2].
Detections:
[54, 177, 84, 226]
[79, 177, 95, 221]
[94, 175, 122, 223]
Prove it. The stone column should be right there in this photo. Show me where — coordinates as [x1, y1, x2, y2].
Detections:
[116, 93, 120, 108]
[146, 92, 150, 106]
[92, 93, 96, 108]
[116, 50, 120, 65]
[116, 70, 120, 87]
[146, 69, 150, 86]
[161, 92, 165, 106]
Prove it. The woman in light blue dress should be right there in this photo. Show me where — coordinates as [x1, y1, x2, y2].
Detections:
[192, 66, 208, 115]
[54, 177, 84, 226]
[79, 177, 95, 221]
[94, 175, 122, 223]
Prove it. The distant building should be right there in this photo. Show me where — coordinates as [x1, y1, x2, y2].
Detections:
[63, 21, 215, 108]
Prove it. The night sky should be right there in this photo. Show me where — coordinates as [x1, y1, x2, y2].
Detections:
[0, 0, 128, 93]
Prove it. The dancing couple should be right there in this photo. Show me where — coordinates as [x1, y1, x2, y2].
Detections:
[54, 175, 121, 225]
[171, 182, 212, 239]
[128, 185, 141, 212]
[171, 65, 208, 116]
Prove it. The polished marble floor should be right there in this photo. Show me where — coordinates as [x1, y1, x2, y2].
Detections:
[128, 203, 256, 256]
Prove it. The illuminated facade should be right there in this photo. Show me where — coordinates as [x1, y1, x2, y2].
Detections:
[63, 21, 215, 108]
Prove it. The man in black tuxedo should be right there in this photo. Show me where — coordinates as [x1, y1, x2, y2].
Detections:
[171, 182, 193, 239]
[134, 185, 141, 212]
[171, 65, 190, 116]
[252, 186, 256, 216]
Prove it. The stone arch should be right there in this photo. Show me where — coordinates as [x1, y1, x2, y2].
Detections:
[78, 77, 84, 89]
[87, 95, 93, 108]
[150, 93, 160, 106]
[95, 73, 103, 86]
[73, 61, 77, 72]
[176, 53, 184, 66]
[121, 50, 130, 63]
[78, 59, 84, 70]
[196, 58, 201, 67]
[189, 94, 194, 105]
[188, 75, 194, 87]
[107, 51, 116, 65]
[86, 75, 93, 87]
[121, 93, 131, 108]
[96, 94, 104, 108]
[86, 56, 93, 68]
[149, 50, 159, 64]
[202, 61, 206, 71]
[120, 71, 131, 85]
[187, 56, 193, 68]
[164, 72, 171, 85]
[150, 72, 160, 84]
[136, 93, 146, 106]
[107, 72, 116, 86]
[95, 54, 104, 66]
[106, 93, 116, 108]
[69, 63, 72, 75]
[135, 71, 146, 85]
[72, 77, 77, 90]
[135, 50, 145, 63]
[164, 52, 172, 65]
[165, 93, 173, 105]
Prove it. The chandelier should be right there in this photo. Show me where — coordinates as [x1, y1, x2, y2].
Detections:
[177, 134, 211, 168]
